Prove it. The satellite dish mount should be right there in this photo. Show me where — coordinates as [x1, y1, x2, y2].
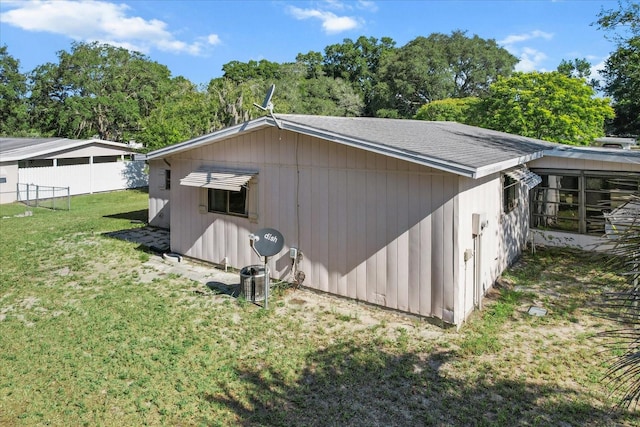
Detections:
[248, 227, 285, 309]
[253, 84, 282, 129]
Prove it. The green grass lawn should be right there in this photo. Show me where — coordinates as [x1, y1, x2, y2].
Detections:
[0, 189, 637, 426]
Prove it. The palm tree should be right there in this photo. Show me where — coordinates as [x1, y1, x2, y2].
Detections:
[600, 193, 640, 409]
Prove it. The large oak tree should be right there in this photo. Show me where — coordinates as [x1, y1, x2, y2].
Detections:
[598, 0, 640, 136]
[477, 71, 614, 145]
[0, 45, 28, 136]
[373, 31, 517, 118]
[29, 42, 173, 142]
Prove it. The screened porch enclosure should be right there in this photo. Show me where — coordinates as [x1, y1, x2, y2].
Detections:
[530, 170, 640, 236]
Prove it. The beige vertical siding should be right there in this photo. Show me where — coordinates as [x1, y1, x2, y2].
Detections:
[455, 175, 501, 325]
[167, 128, 464, 321]
[0, 162, 18, 204]
[454, 172, 531, 325]
[148, 159, 171, 229]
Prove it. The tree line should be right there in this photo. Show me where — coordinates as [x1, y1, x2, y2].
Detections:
[0, 2, 637, 151]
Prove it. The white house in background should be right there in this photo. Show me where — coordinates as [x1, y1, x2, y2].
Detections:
[0, 137, 147, 204]
[145, 114, 558, 326]
[594, 136, 637, 150]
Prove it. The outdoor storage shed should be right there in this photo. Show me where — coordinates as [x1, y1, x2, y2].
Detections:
[146, 115, 552, 326]
[0, 137, 147, 204]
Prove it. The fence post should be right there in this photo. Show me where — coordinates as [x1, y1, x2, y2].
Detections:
[26, 183, 30, 206]
[35, 185, 39, 208]
[52, 186, 56, 210]
[67, 187, 70, 211]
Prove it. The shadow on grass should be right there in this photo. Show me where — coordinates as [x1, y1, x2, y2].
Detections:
[102, 226, 170, 253]
[200, 342, 627, 426]
[206, 281, 240, 298]
[103, 209, 149, 222]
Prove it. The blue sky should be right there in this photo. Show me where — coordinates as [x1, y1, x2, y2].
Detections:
[0, 0, 619, 87]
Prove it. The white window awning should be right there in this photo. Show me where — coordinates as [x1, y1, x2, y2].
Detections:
[180, 166, 257, 191]
[505, 167, 541, 190]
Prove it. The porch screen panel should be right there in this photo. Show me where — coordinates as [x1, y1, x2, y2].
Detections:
[530, 173, 580, 233]
[585, 175, 640, 235]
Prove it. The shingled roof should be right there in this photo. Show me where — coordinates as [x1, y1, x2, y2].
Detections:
[0, 137, 136, 162]
[147, 115, 557, 178]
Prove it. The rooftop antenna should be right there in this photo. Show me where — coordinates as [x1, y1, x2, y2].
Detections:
[253, 84, 282, 129]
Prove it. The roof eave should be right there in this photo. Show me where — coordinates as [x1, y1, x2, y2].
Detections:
[146, 117, 272, 160]
[543, 146, 640, 164]
[474, 151, 546, 179]
[1, 138, 138, 162]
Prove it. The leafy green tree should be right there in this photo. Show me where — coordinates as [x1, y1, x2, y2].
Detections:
[27, 62, 66, 137]
[601, 38, 640, 135]
[597, 0, 640, 44]
[322, 36, 396, 115]
[295, 76, 363, 116]
[295, 51, 324, 79]
[557, 58, 592, 79]
[0, 45, 28, 136]
[375, 31, 517, 118]
[445, 30, 518, 98]
[137, 77, 217, 151]
[414, 97, 480, 123]
[597, 1, 640, 136]
[477, 71, 614, 145]
[28, 41, 173, 141]
[222, 59, 281, 83]
[374, 36, 451, 117]
[557, 58, 600, 90]
[208, 77, 265, 127]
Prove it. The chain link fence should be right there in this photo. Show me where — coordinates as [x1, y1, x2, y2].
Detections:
[17, 183, 71, 210]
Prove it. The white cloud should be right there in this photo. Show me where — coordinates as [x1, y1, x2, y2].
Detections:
[207, 34, 221, 45]
[499, 30, 553, 47]
[515, 47, 548, 72]
[0, 0, 218, 55]
[323, 0, 347, 10]
[322, 0, 378, 12]
[590, 58, 608, 88]
[287, 5, 360, 34]
[591, 59, 606, 74]
[357, 1, 378, 12]
[498, 30, 554, 72]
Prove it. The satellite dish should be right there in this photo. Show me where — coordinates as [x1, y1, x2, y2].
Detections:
[250, 227, 285, 258]
[253, 84, 282, 129]
[254, 84, 275, 112]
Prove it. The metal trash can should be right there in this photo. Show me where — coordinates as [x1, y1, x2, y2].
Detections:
[240, 265, 268, 302]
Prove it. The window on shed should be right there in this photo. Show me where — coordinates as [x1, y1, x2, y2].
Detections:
[58, 157, 90, 166]
[93, 156, 120, 164]
[208, 187, 248, 217]
[18, 159, 54, 168]
[503, 175, 518, 213]
[164, 169, 171, 190]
